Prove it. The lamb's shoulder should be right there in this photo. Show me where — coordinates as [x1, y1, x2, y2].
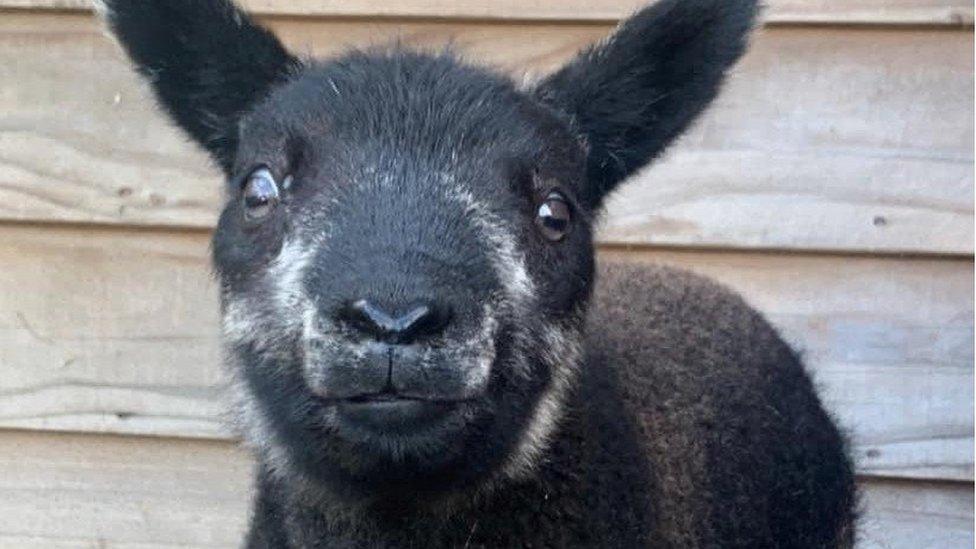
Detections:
[587, 261, 790, 385]
[583, 261, 856, 547]
[586, 260, 830, 444]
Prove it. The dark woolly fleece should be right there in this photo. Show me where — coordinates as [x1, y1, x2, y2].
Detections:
[101, 0, 857, 546]
[245, 264, 857, 548]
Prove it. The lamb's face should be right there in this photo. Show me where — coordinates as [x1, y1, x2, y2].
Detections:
[213, 53, 595, 495]
[102, 0, 756, 502]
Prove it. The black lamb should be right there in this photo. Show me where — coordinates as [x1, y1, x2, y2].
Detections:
[98, 0, 857, 546]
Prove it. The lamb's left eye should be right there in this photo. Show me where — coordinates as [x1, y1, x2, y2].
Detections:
[242, 167, 280, 222]
[535, 191, 572, 242]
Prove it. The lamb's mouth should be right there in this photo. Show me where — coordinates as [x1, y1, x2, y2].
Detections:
[342, 392, 474, 405]
[329, 390, 473, 433]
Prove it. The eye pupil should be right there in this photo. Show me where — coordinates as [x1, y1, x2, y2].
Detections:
[242, 168, 280, 222]
[535, 192, 572, 242]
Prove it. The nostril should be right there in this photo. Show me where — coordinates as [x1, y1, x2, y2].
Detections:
[402, 303, 452, 341]
[338, 299, 452, 343]
[339, 300, 393, 337]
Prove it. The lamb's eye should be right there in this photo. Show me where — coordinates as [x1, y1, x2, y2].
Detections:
[535, 191, 572, 242]
[242, 167, 280, 222]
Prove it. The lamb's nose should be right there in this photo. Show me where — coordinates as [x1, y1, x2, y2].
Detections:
[338, 299, 451, 344]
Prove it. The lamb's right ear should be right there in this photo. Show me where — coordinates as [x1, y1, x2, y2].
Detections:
[97, 0, 300, 173]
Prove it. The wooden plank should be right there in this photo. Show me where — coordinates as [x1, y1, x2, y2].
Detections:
[0, 431, 250, 548]
[602, 25, 974, 254]
[0, 0, 971, 25]
[857, 478, 975, 549]
[601, 149, 973, 254]
[0, 430, 970, 548]
[0, 226, 224, 439]
[0, 13, 971, 254]
[0, 224, 970, 480]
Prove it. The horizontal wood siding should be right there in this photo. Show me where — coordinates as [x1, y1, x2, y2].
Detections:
[0, 430, 970, 548]
[0, 431, 252, 548]
[0, 14, 972, 254]
[0, 2, 971, 547]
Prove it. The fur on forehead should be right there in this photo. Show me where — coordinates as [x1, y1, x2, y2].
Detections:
[234, 49, 587, 189]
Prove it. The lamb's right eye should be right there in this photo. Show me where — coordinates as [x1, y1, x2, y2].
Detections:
[242, 167, 280, 222]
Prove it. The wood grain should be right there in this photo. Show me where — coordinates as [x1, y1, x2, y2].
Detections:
[0, 13, 971, 254]
[0, 224, 970, 480]
[857, 478, 975, 549]
[0, 226, 223, 439]
[0, 0, 972, 25]
[0, 431, 251, 548]
[0, 430, 970, 548]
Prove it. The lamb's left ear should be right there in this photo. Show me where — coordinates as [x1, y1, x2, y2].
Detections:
[98, 0, 300, 173]
[535, 0, 759, 207]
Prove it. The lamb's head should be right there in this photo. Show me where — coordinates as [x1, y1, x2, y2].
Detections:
[101, 0, 756, 502]
[216, 54, 596, 495]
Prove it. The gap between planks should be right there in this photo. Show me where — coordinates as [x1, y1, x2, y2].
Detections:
[0, 218, 970, 261]
[0, 0, 972, 26]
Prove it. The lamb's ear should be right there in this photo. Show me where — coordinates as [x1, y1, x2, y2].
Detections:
[98, 0, 300, 172]
[535, 0, 759, 207]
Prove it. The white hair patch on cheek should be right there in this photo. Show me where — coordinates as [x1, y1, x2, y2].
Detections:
[218, 236, 324, 483]
[268, 237, 315, 318]
[464, 308, 499, 390]
[502, 322, 584, 480]
[221, 351, 295, 482]
[219, 236, 319, 359]
[432, 303, 499, 395]
[440, 182, 585, 480]
[221, 297, 261, 347]
[444, 187, 536, 308]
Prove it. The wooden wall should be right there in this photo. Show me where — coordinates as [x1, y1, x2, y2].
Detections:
[0, 1, 972, 547]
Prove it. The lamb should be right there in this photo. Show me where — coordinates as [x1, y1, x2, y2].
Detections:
[99, 0, 857, 546]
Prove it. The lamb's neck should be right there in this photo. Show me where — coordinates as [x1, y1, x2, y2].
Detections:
[253, 410, 592, 547]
